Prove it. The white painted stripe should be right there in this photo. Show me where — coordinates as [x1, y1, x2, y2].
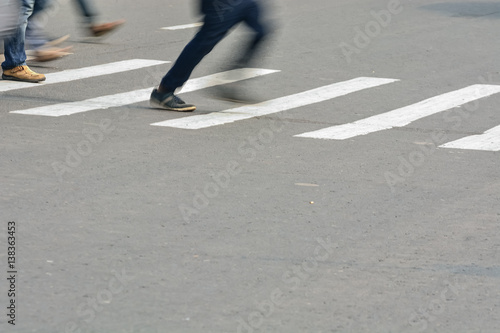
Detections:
[0, 54, 35, 62]
[161, 22, 203, 30]
[0, 59, 169, 93]
[151, 77, 398, 129]
[440, 125, 500, 151]
[10, 68, 279, 117]
[295, 84, 500, 140]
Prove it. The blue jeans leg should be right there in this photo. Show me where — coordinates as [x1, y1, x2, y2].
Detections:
[2, 0, 49, 69]
[26, 0, 53, 50]
[73, 0, 98, 25]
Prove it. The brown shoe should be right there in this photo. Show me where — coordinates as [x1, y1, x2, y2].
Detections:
[45, 34, 70, 47]
[2, 65, 46, 83]
[33, 46, 72, 62]
[90, 19, 125, 37]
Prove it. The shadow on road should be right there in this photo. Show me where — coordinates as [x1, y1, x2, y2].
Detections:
[421, 1, 500, 19]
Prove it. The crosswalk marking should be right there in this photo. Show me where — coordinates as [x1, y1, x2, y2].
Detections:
[0, 59, 169, 93]
[0, 54, 35, 62]
[10, 68, 279, 117]
[440, 125, 500, 151]
[295, 84, 500, 140]
[161, 23, 203, 30]
[5, 55, 500, 153]
[151, 77, 398, 129]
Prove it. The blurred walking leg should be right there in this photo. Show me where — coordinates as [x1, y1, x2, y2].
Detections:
[150, 0, 270, 111]
[25, 0, 72, 62]
[2, 0, 46, 82]
[234, 0, 269, 69]
[73, 0, 125, 37]
[0, 0, 20, 39]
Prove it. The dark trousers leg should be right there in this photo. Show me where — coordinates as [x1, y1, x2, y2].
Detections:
[235, 1, 268, 68]
[159, 0, 269, 93]
[159, 17, 235, 92]
[73, 0, 98, 24]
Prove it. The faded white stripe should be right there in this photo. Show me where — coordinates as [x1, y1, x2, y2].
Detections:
[0, 59, 169, 93]
[295, 84, 500, 140]
[10, 68, 279, 117]
[440, 125, 500, 151]
[161, 22, 203, 30]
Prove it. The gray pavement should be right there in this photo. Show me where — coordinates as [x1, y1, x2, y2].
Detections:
[1, 0, 500, 332]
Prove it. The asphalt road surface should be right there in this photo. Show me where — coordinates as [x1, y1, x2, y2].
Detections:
[1, 0, 499, 332]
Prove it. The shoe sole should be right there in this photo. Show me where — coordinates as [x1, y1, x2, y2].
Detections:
[150, 99, 196, 112]
[2, 74, 46, 83]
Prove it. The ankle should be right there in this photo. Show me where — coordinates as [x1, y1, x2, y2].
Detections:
[157, 85, 172, 94]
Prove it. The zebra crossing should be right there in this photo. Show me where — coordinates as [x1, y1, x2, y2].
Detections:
[295, 84, 500, 140]
[10, 67, 278, 116]
[0, 59, 169, 93]
[440, 125, 500, 151]
[152, 77, 398, 129]
[3, 58, 500, 152]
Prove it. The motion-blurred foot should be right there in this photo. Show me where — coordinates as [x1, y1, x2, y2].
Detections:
[44, 34, 70, 47]
[33, 46, 72, 62]
[210, 85, 258, 104]
[90, 19, 125, 37]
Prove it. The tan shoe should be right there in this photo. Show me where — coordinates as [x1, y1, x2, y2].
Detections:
[33, 46, 72, 62]
[90, 19, 125, 37]
[2, 65, 46, 83]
